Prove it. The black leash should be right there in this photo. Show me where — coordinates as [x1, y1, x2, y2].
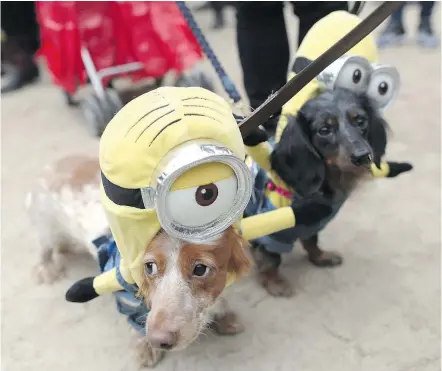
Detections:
[239, 1, 404, 137]
[176, 1, 243, 106]
[350, 1, 365, 15]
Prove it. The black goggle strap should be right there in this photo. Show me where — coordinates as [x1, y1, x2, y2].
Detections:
[101, 172, 145, 209]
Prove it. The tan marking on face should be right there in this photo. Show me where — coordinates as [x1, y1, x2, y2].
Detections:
[325, 117, 338, 126]
[139, 227, 251, 350]
[347, 108, 360, 122]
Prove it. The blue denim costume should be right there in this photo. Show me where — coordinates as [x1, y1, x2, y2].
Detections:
[244, 161, 348, 254]
[93, 235, 149, 335]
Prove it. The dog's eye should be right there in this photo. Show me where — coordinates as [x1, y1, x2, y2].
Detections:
[318, 126, 332, 136]
[192, 264, 210, 277]
[354, 115, 368, 129]
[144, 262, 158, 276]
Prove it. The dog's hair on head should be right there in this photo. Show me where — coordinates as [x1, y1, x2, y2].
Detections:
[271, 88, 388, 197]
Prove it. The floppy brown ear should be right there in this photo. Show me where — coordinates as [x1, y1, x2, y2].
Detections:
[226, 227, 252, 278]
[271, 114, 325, 197]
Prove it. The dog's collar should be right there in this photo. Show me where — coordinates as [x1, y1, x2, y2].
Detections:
[267, 180, 294, 199]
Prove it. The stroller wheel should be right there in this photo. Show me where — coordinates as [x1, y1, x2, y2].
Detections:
[81, 94, 107, 137]
[176, 66, 216, 93]
[154, 76, 164, 87]
[104, 88, 123, 115]
[63, 90, 78, 107]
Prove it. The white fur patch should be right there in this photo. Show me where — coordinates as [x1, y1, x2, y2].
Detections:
[56, 184, 108, 256]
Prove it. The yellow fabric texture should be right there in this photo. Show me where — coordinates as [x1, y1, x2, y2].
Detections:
[240, 207, 296, 241]
[171, 162, 233, 190]
[246, 10, 390, 209]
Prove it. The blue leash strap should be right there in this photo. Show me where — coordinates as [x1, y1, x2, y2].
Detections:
[176, 1, 243, 105]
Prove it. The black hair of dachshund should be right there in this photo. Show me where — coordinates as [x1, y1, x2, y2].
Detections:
[248, 88, 413, 297]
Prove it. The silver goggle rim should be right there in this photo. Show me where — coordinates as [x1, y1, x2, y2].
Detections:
[316, 55, 373, 91]
[369, 64, 401, 111]
[140, 140, 253, 243]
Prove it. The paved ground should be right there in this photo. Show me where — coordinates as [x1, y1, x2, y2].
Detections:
[1, 4, 440, 371]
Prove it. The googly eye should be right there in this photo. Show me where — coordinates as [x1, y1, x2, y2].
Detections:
[165, 175, 237, 228]
[145, 262, 158, 276]
[195, 184, 219, 206]
[367, 68, 399, 109]
[192, 263, 210, 277]
[335, 61, 371, 94]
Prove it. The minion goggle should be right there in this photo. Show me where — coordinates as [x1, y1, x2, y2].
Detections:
[316, 55, 400, 110]
[102, 139, 253, 243]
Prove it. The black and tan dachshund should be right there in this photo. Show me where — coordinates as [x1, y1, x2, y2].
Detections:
[244, 87, 413, 297]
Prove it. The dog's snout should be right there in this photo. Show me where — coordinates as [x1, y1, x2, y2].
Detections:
[148, 330, 178, 350]
[350, 150, 372, 166]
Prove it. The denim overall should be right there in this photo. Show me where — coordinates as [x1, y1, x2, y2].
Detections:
[93, 235, 149, 335]
[244, 160, 348, 254]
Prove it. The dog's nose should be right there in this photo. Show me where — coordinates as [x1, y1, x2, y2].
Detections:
[351, 152, 371, 166]
[350, 145, 372, 166]
[148, 330, 178, 350]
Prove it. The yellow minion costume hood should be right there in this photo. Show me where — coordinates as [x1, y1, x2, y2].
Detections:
[66, 86, 299, 303]
[98, 86, 249, 293]
[247, 10, 401, 205]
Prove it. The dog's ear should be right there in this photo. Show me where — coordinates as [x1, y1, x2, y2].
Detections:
[226, 227, 252, 278]
[364, 99, 388, 168]
[271, 114, 325, 197]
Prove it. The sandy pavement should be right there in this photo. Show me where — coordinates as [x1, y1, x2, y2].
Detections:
[1, 4, 440, 371]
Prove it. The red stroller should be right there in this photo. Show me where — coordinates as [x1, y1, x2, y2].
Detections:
[36, 1, 213, 136]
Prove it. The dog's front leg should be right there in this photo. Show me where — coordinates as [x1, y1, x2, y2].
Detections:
[251, 244, 294, 297]
[209, 296, 245, 336]
[134, 332, 165, 368]
[300, 234, 343, 267]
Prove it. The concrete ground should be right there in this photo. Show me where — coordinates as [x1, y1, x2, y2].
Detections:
[1, 4, 440, 371]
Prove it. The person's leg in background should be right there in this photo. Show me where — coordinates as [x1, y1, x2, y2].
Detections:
[236, 2, 289, 133]
[376, 3, 406, 48]
[292, 2, 349, 47]
[211, 2, 226, 30]
[235, 1, 348, 133]
[1, 1, 40, 93]
[417, 1, 439, 48]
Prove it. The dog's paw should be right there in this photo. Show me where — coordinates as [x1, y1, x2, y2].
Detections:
[259, 269, 294, 297]
[33, 261, 66, 284]
[308, 251, 343, 267]
[136, 339, 165, 368]
[212, 312, 245, 336]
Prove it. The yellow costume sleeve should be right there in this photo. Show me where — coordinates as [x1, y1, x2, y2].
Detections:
[93, 268, 124, 295]
[240, 207, 296, 241]
[245, 142, 273, 172]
